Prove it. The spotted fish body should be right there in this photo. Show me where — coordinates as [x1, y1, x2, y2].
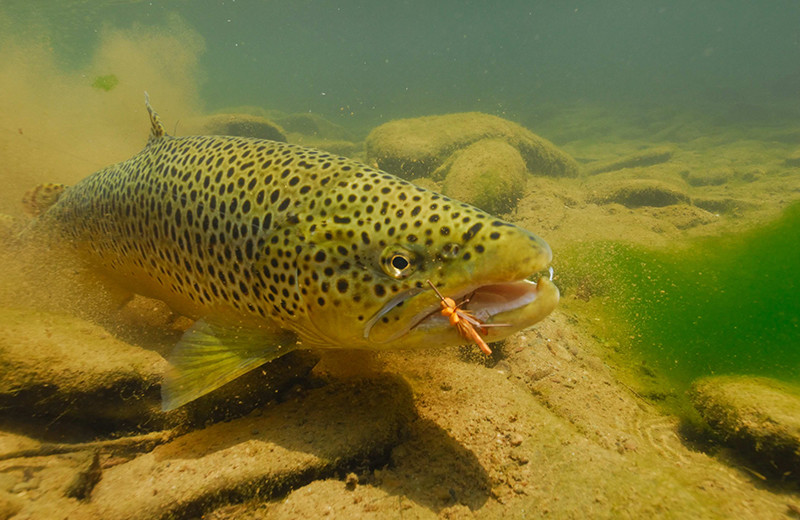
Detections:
[34, 97, 559, 409]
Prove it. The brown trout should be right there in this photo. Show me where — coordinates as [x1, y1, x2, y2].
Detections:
[30, 95, 559, 410]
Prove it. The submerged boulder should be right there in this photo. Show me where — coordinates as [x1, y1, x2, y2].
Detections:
[436, 139, 527, 215]
[0, 307, 167, 429]
[690, 375, 800, 476]
[365, 112, 579, 180]
[682, 167, 732, 187]
[0, 308, 318, 433]
[275, 112, 354, 141]
[87, 376, 413, 520]
[586, 147, 674, 175]
[185, 113, 287, 142]
[274, 113, 361, 156]
[588, 179, 690, 208]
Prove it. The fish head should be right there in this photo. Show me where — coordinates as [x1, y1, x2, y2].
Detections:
[292, 177, 559, 350]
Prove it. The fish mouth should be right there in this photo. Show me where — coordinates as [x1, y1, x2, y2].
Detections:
[364, 271, 560, 345]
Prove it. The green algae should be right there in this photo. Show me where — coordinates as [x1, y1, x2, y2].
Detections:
[91, 74, 119, 92]
[556, 202, 800, 409]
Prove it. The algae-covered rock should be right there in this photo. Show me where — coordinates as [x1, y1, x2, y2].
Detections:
[437, 139, 527, 215]
[693, 197, 753, 214]
[785, 155, 800, 167]
[0, 307, 167, 428]
[294, 139, 361, 157]
[589, 179, 690, 208]
[682, 167, 732, 187]
[0, 491, 24, 520]
[87, 376, 413, 520]
[274, 113, 360, 156]
[586, 147, 674, 175]
[690, 375, 800, 475]
[365, 112, 579, 179]
[275, 113, 354, 141]
[0, 308, 318, 432]
[187, 113, 287, 142]
[0, 431, 40, 459]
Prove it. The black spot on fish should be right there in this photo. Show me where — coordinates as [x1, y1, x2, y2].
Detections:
[462, 222, 483, 242]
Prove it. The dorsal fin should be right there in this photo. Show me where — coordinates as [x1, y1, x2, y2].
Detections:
[144, 91, 167, 142]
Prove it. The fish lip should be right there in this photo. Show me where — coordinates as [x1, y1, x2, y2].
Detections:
[365, 275, 548, 343]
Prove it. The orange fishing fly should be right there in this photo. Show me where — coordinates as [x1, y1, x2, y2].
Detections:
[426, 280, 510, 355]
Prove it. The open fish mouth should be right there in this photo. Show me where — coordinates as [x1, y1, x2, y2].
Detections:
[364, 269, 559, 344]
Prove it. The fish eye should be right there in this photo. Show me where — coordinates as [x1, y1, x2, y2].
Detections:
[381, 246, 416, 279]
[391, 254, 409, 270]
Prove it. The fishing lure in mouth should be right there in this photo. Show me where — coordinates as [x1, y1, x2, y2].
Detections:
[426, 280, 511, 355]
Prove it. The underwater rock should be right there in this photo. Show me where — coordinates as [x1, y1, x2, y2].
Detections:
[187, 113, 287, 142]
[588, 179, 689, 208]
[784, 155, 800, 168]
[681, 167, 732, 187]
[0, 308, 318, 432]
[299, 139, 361, 157]
[693, 197, 753, 214]
[0, 491, 24, 520]
[690, 375, 800, 476]
[275, 112, 354, 141]
[365, 112, 579, 179]
[0, 432, 40, 459]
[0, 307, 167, 429]
[87, 376, 413, 520]
[63, 450, 102, 500]
[436, 139, 527, 215]
[274, 113, 360, 156]
[586, 147, 674, 175]
[646, 205, 718, 231]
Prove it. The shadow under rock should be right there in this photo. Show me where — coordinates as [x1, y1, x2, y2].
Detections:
[0, 350, 320, 444]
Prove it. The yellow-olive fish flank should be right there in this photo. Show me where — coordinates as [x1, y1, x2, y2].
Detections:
[32, 95, 559, 410]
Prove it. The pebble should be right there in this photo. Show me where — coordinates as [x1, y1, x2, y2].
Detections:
[509, 433, 524, 447]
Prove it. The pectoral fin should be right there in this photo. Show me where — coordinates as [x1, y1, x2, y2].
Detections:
[161, 319, 297, 411]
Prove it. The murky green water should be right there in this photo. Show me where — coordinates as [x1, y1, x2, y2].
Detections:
[561, 203, 800, 398]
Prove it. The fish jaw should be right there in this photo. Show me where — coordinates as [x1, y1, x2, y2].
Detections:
[365, 275, 559, 349]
